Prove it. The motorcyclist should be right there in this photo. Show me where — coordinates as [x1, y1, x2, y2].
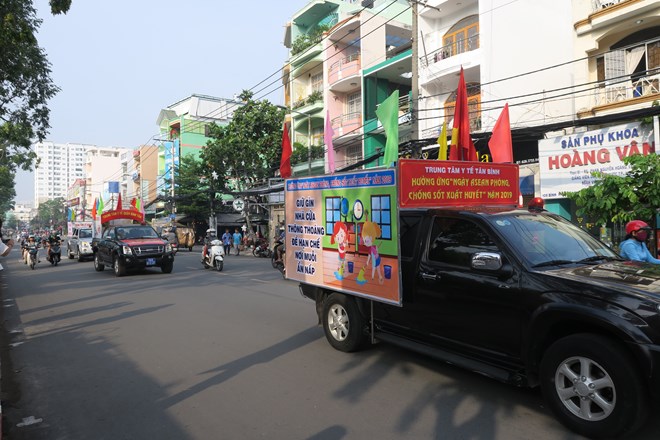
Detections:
[202, 228, 217, 261]
[619, 220, 660, 264]
[46, 232, 61, 262]
[274, 228, 286, 264]
[23, 235, 39, 264]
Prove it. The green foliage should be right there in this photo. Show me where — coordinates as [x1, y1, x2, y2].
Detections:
[563, 153, 660, 226]
[31, 197, 66, 229]
[290, 24, 331, 56]
[49, 0, 72, 14]
[306, 90, 323, 105]
[0, 166, 17, 213]
[200, 90, 286, 192]
[291, 142, 324, 165]
[173, 154, 214, 223]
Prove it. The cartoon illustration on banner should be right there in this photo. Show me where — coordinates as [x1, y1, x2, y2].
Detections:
[284, 169, 401, 305]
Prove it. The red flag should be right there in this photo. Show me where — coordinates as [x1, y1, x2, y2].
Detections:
[280, 122, 292, 179]
[116, 192, 122, 210]
[91, 197, 98, 220]
[489, 103, 513, 163]
[449, 67, 478, 161]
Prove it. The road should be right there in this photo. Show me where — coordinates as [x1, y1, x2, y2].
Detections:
[0, 246, 658, 440]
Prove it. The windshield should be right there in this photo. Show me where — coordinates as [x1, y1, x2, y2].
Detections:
[487, 212, 619, 267]
[116, 227, 159, 240]
[78, 229, 92, 238]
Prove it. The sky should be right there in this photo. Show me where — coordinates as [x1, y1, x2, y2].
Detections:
[15, 0, 308, 203]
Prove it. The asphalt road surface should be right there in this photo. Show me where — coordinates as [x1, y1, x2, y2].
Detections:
[0, 246, 659, 440]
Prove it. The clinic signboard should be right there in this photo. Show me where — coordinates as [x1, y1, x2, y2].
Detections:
[539, 122, 655, 199]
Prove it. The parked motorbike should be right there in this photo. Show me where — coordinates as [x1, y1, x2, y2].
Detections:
[252, 239, 272, 258]
[201, 238, 224, 271]
[47, 241, 62, 266]
[271, 240, 285, 278]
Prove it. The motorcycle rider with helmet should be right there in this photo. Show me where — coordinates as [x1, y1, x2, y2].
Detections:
[45, 232, 61, 263]
[619, 220, 660, 264]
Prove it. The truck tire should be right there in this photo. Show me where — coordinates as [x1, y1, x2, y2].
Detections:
[539, 333, 647, 439]
[322, 293, 367, 352]
[68, 245, 74, 259]
[161, 261, 173, 274]
[113, 257, 126, 277]
[94, 253, 105, 271]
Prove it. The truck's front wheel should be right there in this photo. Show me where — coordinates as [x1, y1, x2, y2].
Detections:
[322, 293, 367, 352]
[540, 333, 647, 439]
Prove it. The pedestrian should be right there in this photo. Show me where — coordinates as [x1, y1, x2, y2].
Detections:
[232, 228, 242, 256]
[221, 228, 232, 256]
[619, 220, 660, 264]
[0, 218, 16, 271]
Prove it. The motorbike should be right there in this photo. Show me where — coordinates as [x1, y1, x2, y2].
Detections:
[201, 238, 224, 271]
[47, 241, 62, 266]
[271, 240, 285, 278]
[252, 239, 272, 258]
[26, 245, 39, 270]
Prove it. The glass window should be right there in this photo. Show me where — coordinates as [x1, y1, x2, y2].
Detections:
[347, 92, 361, 116]
[428, 217, 499, 267]
[400, 214, 421, 259]
[311, 72, 323, 93]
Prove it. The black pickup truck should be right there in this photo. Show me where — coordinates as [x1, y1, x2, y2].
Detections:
[300, 205, 660, 439]
[92, 224, 174, 276]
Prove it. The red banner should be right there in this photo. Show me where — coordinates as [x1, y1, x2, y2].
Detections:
[398, 159, 519, 208]
[101, 209, 145, 223]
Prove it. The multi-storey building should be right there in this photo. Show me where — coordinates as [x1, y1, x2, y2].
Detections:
[33, 142, 88, 207]
[416, 0, 659, 219]
[283, 0, 412, 175]
[155, 94, 242, 197]
[83, 146, 132, 213]
[130, 145, 160, 214]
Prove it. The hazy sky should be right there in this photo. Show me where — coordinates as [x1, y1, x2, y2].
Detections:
[15, 0, 306, 203]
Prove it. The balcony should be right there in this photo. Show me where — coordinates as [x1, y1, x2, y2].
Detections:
[422, 33, 480, 68]
[579, 69, 660, 116]
[331, 112, 362, 138]
[328, 53, 361, 92]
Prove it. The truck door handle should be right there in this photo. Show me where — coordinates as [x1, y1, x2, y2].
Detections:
[421, 272, 438, 281]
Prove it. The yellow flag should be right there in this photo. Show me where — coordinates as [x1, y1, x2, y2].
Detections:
[437, 122, 448, 160]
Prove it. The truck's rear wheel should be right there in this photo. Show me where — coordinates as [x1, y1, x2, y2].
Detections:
[322, 293, 367, 352]
[540, 333, 647, 439]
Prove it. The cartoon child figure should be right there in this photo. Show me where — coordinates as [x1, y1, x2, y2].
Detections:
[331, 221, 349, 280]
[361, 221, 383, 284]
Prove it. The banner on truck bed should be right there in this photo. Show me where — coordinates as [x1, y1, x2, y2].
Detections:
[284, 170, 402, 306]
[398, 159, 519, 207]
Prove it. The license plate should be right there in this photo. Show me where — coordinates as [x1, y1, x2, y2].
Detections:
[146, 258, 156, 266]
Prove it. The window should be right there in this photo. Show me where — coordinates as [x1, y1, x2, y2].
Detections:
[347, 92, 361, 116]
[428, 217, 499, 267]
[444, 83, 481, 132]
[443, 15, 479, 57]
[311, 72, 323, 93]
[370, 195, 392, 240]
[345, 144, 362, 166]
[400, 214, 421, 259]
[325, 197, 342, 237]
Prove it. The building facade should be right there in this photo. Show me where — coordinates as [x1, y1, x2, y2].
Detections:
[33, 142, 88, 207]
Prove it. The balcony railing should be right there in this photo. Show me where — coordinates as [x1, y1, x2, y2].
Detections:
[591, 0, 625, 12]
[328, 53, 361, 84]
[331, 112, 362, 134]
[592, 70, 660, 107]
[421, 33, 480, 67]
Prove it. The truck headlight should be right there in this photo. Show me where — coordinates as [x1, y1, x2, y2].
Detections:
[121, 245, 133, 255]
[165, 243, 172, 252]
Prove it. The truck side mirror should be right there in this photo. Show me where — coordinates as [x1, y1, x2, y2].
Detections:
[471, 252, 514, 278]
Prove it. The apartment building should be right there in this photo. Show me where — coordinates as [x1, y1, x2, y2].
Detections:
[282, 0, 412, 175]
[33, 141, 87, 207]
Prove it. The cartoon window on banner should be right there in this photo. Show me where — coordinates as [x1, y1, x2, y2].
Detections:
[538, 122, 655, 199]
[284, 170, 401, 306]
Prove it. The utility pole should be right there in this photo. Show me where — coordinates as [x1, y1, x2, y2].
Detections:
[171, 140, 176, 217]
[308, 115, 312, 176]
[411, 0, 419, 149]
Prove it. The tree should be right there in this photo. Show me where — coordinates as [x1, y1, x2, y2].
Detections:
[0, 165, 17, 214]
[174, 154, 215, 225]
[1, 0, 72, 209]
[201, 90, 286, 194]
[31, 197, 66, 230]
[563, 153, 660, 228]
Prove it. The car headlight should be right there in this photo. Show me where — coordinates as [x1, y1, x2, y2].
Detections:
[121, 245, 133, 255]
[81, 242, 91, 250]
[165, 243, 172, 252]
